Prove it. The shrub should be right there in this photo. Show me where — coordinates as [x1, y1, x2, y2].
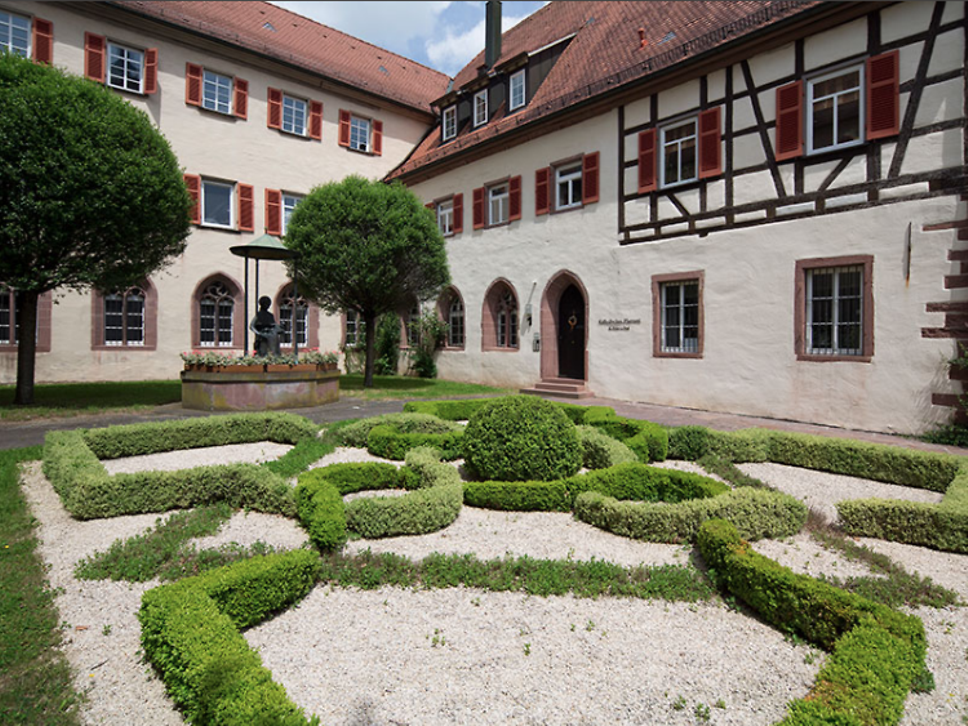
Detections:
[463, 479, 573, 512]
[403, 398, 502, 420]
[574, 486, 805, 543]
[339, 413, 461, 447]
[581, 407, 668, 462]
[366, 424, 463, 461]
[577, 425, 637, 469]
[667, 425, 711, 460]
[462, 396, 582, 481]
[138, 550, 320, 726]
[295, 471, 347, 552]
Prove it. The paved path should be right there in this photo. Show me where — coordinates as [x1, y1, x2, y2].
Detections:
[2, 392, 967, 457]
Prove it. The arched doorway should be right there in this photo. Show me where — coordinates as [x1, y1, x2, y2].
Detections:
[557, 284, 585, 380]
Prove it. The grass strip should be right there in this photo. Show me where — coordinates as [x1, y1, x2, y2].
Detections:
[318, 549, 715, 602]
[339, 374, 512, 400]
[261, 422, 352, 478]
[697, 453, 771, 489]
[0, 446, 83, 725]
[0, 380, 181, 421]
[74, 503, 280, 583]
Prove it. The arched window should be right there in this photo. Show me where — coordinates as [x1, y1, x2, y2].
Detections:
[344, 309, 361, 348]
[277, 286, 309, 348]
[482, 280, 519, 351]
[104, 286, 145, 346]
[437, 287, 465, 349]
[198, 280, 235, 347]
[0, 287, 53, 352]
[406, 301, 421, 347]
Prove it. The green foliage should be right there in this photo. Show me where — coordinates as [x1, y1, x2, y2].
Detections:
[339, 412, 462, 447]
[403, 398, 503, 420]
[577, 425, 637, 469]
[668, 426, 711, 460]
[407, 311, 448, 379]
[575, 486, 805, 543]
[581, 407, 669, 462]
[366, 424, 463, 461]
[374, 313, 401, 376]
[698, 520, 926, 726]
[463, 479, 573, 512]
[295, 470, 347, 552]
[462, 396, 582, 481]
[138, 551, 320, 725]
[0, 379, 182, 421]
[262, 434, 337, 479]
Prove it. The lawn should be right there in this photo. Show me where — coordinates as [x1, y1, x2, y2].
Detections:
[338, 374, 513, 400]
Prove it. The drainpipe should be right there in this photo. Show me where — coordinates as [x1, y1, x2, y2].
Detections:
[485, 0, 502, 68]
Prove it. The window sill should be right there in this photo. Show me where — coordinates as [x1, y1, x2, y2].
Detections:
[551, 203, 584, 216]
[441, 345, 465, 352]
[197, 105, 236, 118]
[654, 350, 702, 359]
[92, 343, 156, 352]
[107, 84, 146, 97]
[485, 220, 511, 230]
[806, 140, 864, 157]
[279, 128, 310, 140]
[346, 146, 374, 156]
[797, 353, 872, 363]
[482, 345, 519, 352]
[199, 223, 241, 233]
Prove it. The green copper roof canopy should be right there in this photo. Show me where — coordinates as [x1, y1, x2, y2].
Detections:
[229, 234, 298, 261]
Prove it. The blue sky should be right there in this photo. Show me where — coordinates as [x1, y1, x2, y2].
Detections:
[269, 1, 547, 76]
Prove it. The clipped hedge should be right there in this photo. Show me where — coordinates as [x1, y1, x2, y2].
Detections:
[83, 412, 318, 459]
[402, 398, 501, 421]
[366, 424, 463, 461]
[295, 471, 347, 552]
[577, 425, 637, 469]
[581, 407, 668, 462]
[139, 550, 320, 726]
[697, 519, 925, 726]
[339, 413, 462, 448]
[575, 486, 806, 543]
[44, 430, 295, 520]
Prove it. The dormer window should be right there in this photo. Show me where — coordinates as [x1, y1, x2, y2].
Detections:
[509, 70, 526, 111]
[442, 105, 457, 141]
[474, 89, 488, 127]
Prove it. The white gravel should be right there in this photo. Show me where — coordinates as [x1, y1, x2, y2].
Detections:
[18, 451, 968, 726]
[102, 441, 293, 474]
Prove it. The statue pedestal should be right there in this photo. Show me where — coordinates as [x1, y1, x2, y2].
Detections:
[180, 368, 340, 411]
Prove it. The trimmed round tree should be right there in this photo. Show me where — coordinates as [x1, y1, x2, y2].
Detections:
[462, 396, 582, 481]
[285, 175, 450, 387]
[0, 53, 191, 405]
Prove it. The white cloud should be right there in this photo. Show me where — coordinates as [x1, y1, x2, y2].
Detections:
[426, 12, 529, 75]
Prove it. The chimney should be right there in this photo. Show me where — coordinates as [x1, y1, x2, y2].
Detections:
[485, 0, 502, 69]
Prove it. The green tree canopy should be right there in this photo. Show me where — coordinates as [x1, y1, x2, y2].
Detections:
[0, 53, 191, 404]
[285, 175, 450, 386]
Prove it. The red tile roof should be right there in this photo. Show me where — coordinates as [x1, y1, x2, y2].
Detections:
[110, 1, 450, 114]
[390, 0, 823, 180]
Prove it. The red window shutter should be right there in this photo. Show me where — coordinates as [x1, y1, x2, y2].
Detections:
[453, 193, 464, 233]
[309, 100, 323, 140]
[265, 189, 282, 236]
[425, 202, 434, 210]
[233, 78, 248, 119]
[698, 107, 722, 178]
[509, 176, 522, 221]
[185, 63, 202, 106]
[238, 184, 255, 232]
[32, 19, 53, 64]
[867, 50, 899, 140]
[267, 88, 283, 129]
[84, 33, 105, 82]
[582, 152, 600, 204]
[535, 167, 550, 215]
[338, 109, 351, 147]
[143, 48, 158, 94]
[372, 120, 383, 155]
[775, 81, 804, 161]
[472, 187, 485, 229]
[184, 174, 201, 225]
[637, 129, 657, 193]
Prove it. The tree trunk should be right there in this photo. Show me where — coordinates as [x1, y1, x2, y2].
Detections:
[14, 290, 39, 406]
[363, 311, 377, 388]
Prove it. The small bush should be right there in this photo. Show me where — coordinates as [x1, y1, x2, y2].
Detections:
[668, 426, 711, 460]
[295, 470, 347, 552]
[339, 413, 462, 447]
[366, 424, 463, 460]
[577, 426, 637, 469]
[462, 396, 582, 481]
[463, 479, 573, 512]
[581, 407, 668, 462]
[403, 398, 501, 420]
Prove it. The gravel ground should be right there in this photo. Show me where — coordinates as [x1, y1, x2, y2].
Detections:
[18, 448, 968, 726]
[102, 441, 292, 474]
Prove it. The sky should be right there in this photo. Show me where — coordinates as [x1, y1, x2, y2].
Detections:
[269, 1, 548, 76]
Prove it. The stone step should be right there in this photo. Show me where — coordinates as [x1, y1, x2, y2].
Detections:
[520, 379, 594, 400]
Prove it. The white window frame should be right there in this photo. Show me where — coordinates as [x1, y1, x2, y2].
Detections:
[201, 180, 234, 230]
[473, 89, 488, 127]
[282, 193, 303, 235]
[442, 105, 457, 140]
[0, 10, 30, 57]
[282, 94, 308, 136]
[198, 282, 235, 348]
[437, 198, 454, 236]
[806, 265, 864, 356]
[202, 69, 232, 114]
[660, 281, 700, 354]
[345, 309, 360, 348]
[106, 41, 145, 94]
[659, 117, 698, 189]
[509, 70, 526, 111]
[279, 291, 309, 348]
[806, 63, 865, 155]
[488, 183, 509, 226]
[349, 116, 371, 152]
[555, 163, 583, 210]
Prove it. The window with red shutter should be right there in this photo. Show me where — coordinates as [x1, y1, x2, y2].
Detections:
[372, 120, 383, 155]
[309, 101, 323, 140]
[453, 193, 464, 233]
[775, 81, 803, 160]
[265, 190, 282, 236]
[338, 110, 351, 147]
[237, 184, 255, 232]
[535, 167, 551, 215]
[185, 63, 202, 106]
[472, 187, 485, 230]
[866, 50, 899, 140]
[267, 89, 283, 129]
[84, 33, 105, 82]
[509, 176, 522, 221]
[143, 49, 158, 94]
[32, 19, 53, 64]
[184, 174, 201, 225]
[698, 108, 722, 178]
[233, 78, 248, 119]
[637, 129, 657, 193]
[582, 152, 600, 204]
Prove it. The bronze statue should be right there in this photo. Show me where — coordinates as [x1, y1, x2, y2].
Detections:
[250, 296, 282, 356]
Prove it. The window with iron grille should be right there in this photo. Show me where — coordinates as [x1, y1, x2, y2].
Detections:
[278, 288, 308, 347]
[199, 281, 234, 347]
[104, 287, 145, 347]
[806, 265, 863, 355]
[660, 281, 699, 353]
[496, 291, 518, 348]
[448, 295, 464, 348]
